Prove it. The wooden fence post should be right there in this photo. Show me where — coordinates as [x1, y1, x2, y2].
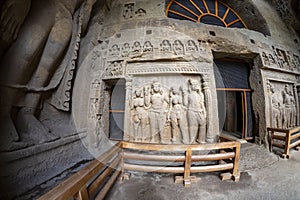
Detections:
[232, 143, 241, 182]
[184, 148, 192, 187]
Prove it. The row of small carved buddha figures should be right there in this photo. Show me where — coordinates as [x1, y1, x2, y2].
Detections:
[128, 80, 207, 144]
[109, 39, 201, 58]
[261, 48, 300, 72]
[269, 84, 298, 129]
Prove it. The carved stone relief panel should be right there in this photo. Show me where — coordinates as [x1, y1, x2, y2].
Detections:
[123, 3, 135, 19]
[135, 8, 146, 17]
[108, 37, 211, 62]
[73, 28, 216, 149]
[88, 79, 102, 119]
[160, 39, 172, 53]
[105, 61, 125, 78]
[173, 39, 185, 55]
[109, 44, 120, 57]
[126, 74, 209, 144]
[261, 47, 300, 73]
[267, 81, 298, 128]
[122, 3, 146, 20]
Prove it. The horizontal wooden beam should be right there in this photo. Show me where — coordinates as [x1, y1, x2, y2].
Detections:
[121, 141, 240, 152]
[272, 135, 286, 141]
[291, 132, 300, 140]
[124, 163, 184, 173]
[290, 139, 300, 149]
[272, 143, 285, 149]
[123, 152, 235, 162]
[267, 127, 290, 133]
[216, 88, 252, 92]
[191, 163, 233, 173]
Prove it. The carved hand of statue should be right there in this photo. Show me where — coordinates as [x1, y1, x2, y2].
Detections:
[0, 0, 31, 42]
[81, 0, 96, 35]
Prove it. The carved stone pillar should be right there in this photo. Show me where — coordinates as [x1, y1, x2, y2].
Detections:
[124, 76, 133, 141]
[202, 74, 213, 142]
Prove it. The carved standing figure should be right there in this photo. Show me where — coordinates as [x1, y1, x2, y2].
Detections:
[145, 81, 169, 143]
[270, 84, 282, 128]
[168, 87, 188, 144]
[282, 85, 293, 128]
[0, 0, 96, 144]
[130, 89, 148, 142]
[184, 79, 207, 143]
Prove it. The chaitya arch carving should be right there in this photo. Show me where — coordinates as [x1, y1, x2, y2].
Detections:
[166, 0, 247, 28]
[166, 0, 271, 35]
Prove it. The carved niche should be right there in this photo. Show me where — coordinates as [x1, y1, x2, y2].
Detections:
[123, 3, 135, 19]
[105, 61, 125, 77]
[267, 81, 298, 129]
[127, 75, 209, 144]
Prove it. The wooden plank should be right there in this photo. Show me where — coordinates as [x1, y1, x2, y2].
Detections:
[168, 9, 198, 22]
[242, 92, 245, 139]
[184, 149, 192, 186]
[123, 151, 235, 162]
[269, 130, 274, 152]
[290, 126, 300, 133]
[123, 152, 185, 162]
[272, 142, 285, 149]
[95, 168, 121, 200]
[173, 0, 199, 17]
[267, 127, 290, 133]
[77, 187, 89, 200]
[290, 139, 300, 149]
[38, 143, 121, 200]
[290, 132, 300, 140]
[190, 163, 233, 173]
[243, 91, 248, 140]
[272, 134, 286, 141]
[189, 0, 204, 15]
[88, 155, 121, 197]
[216, 88, 252, 92]
[284, 131, 291, 157]
[121, 141, 239, 152]
[192, 152, 235, 161]
[124, 163, 184, 173]
[232, 143, 241, 176]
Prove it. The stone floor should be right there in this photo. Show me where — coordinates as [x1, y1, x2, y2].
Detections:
[106, 143, 300, 200]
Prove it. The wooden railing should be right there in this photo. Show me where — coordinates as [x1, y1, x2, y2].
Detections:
[267, 126, 300, 159]
[122, 141, 241, 187]
[39, 140, 241, 199]
[39, 142, 122, 200]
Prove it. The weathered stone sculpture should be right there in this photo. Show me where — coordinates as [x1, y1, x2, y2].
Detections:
[130, 89, 148, 142]
[145, 81, 169, 143]
[269, 84, 282, 128]
[0, 0, 96, 145]
[282, 84, 293, 128]
[168, 87, 188, 144]
[184, 79, 207, 143]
